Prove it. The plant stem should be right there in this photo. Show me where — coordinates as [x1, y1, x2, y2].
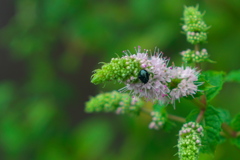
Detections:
[196, 109, 205, 123]
[194, 44, 202, 69]
[168, 114, 186, 123]
[192, 94, 207, 123]
[237, 131, 240, 137]
[141, 107, 151, 114]
[200, 95, 207, 107]
[191, 98, 205, 109]
[194, 44, 200, 52]
[140, 107, 186, 123]
[221, 123, 238, 138]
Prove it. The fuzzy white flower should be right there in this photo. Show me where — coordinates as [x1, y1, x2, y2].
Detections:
[119, 47, 201, 107]
[169, 66, 201, 103]
[119, 47, 171, 103]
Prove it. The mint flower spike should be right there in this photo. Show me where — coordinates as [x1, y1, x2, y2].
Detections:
[178, 122, 204, 160]
[118, 47, 201, 106]
[182, 5, 210, 44]
[91, 48, 145, 85]
[180, 48, 214, 63]
[183, 5, 204, 27]
[149, 111, 167, 130]
[91, 46, 201, 107]
[119, 47, 171, 103]
[85, 91, 144, 115]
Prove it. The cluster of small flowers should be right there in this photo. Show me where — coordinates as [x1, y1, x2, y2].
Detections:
[178, 122, 204, 160]
[91, 56, 141, 85]
[182, 5, 210, 44]
[85, 91, 144, 115]
[168, 66, 200, 104]
[91, 46, 201, 105]
[149, 111, 167, 130]
[120, 49, 201, 105]
[180, 48, 209, 63]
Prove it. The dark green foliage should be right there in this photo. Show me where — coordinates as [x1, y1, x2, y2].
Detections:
[218, 108, 231, 124]
[201, 71, 225, 102]
[186, 109, 199, 122]
[230, 114, 240, 148]
[201, 106, 222, 154]
[225, 69, 240, 83]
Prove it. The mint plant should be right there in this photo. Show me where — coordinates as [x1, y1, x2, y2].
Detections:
[85, 5, 240, 160]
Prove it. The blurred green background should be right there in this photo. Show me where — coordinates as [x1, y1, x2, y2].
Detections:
[0, 0, 240, 159]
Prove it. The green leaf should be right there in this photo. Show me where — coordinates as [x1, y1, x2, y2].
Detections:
[162, 120, 176, 132]
[200, 105, 222, 154]
[230, 113, 240, 149]
[201, 71, 225, 102]
[153, 101, 166, 112]
[215, 108, 230, 144]
[186, 107, 228, 147]
[198, 74, 215, 92]
[225, 69, 240, 82]
[231, 138, 240, 149]
[231, 113, 240, 131]
[186, 109, 199, 122]
[217, 108, 231, 124]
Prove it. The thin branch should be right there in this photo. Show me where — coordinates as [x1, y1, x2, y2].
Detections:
[141, 107, 186, 123]
[200, 95, 207, 108]
[168, 114, 186, 123]
[141, 107, 151, 115]
[196, 109, 205, 123]
[194, 44, 201, 70]
[194, 44, 200, 52]
[220, 131, 227, 137]
[221, 123, 237, 138]
[237, 131, 240, 137]
[191, 98, 205, 109]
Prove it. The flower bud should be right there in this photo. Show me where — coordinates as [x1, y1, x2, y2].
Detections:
[178, 122, 204, 160]
[85, 91, 144, 115]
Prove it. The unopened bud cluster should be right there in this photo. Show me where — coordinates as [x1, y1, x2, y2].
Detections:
[182, 6, 210, 44]
[178, 122, 204, 160]
[91, 56, 141, 85]
[180, 48, 209, 63]
[85, 91, 144, 115]
[149, 111, 167, 130]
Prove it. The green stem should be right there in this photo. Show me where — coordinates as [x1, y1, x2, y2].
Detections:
[196, 109, 205, 123]
[237, 131, 240, 137]
[141, 107, 151, 114]
[192, 94, 207, 123]
[220, 131, 227, 137]
[191, 98, 205, 109]
[168, 114, 186, 123]
[194, 44, 200, 52]
[140, 107, 186, 123]
[194, 44, 201, 69]
[221, 123, 238, 138]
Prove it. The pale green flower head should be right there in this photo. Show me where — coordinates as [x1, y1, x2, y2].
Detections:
[183, 5, 204, 25]
[91, 56, 141, 85]
[182, 5, 210, 44]
[180, 48, 210, 63]
[178, 122, 204, 160]
[85, 91, 144, 115]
